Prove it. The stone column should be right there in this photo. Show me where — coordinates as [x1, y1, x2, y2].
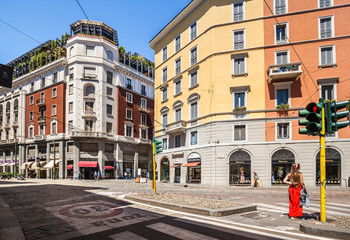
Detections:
[73, 140, 80, 179]
[134, 146, 139, 179]
[34, 145, 38, 178]
[10, 150, 13, 174]
[98, 141, 105, 177]
[46, 143, 51, 178]
[116, 143, 123, 179]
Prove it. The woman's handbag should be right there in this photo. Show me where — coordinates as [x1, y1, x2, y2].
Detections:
[300, 189, 309, 208]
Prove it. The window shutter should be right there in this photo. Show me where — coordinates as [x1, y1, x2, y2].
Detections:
[275, 0, 280, 14]
[327, 48, 332, 64]
[326, 19, 331, 37]
[240, 59, 245, 73]
[321, 48, 326, 65]
[240, 93, 245, 107]
[234, 126, 239, 140]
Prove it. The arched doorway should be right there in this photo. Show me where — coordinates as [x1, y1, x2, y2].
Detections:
[161, 158, 169, 181]
[316, 148, 341, 184]
[271, 149, 295, 184]
[229, 151, 251, 185]
[184, 153, 201, 184]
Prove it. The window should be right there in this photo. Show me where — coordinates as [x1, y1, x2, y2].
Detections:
[69, 84, 73, 94]
[276, 23, 288, 44]
[84, 85, 95, 97]
[141, 113, 147, 126]
[107, 50, 113, 61]
[276, 51, 288, 64]
[233, 2, 244, 21]
[175, 58, 181, 75]
[126, 109, 133, 120]
[234, 93, 245, 108]
[233, 30, 244, 50]
[107, 71, 113, 84]
[69, 68, 74, 81]
[141, 98, 147, 109]
[69, 47, 74, 57]
[233, 58, 246, 75]
[321, 85, 334, 100]
[162, 67, 168, 83]
[52, 88, 57, 98]
[175, 108, 182, 122]
[51, 122, 57, 135]
[162, 138, 168, 150]
[277, 123, 289, 139]
[29, 126, 34, 138]
[175, 35, 181, 52]
[319, 17, 333, 39]
[162, 46, 167, 62]
[126, 79, 132, 90]
[162, 87, 168, 101]
[190, 22, 197, 41]
[106, 122, 113, 134]
[175, 80, 181, 95]
[190, 131, 198, 145]
[69, 102, 73, 113]
[31, 82, 35, 91]
[190, 47, 197, 66]
[85, 102, 94, 111]
[275, 0, 286, 14]
[162, 113, 168, 126]
[107, 104, 113, 115]
[190, 71, 198, 87]
[175, 135, 181, 148]
[40, 92, 45, 103]
[85, 120, 93, 131]
[29, 111, 33, 121]
[86, 46, 95, 56]
[126, 125, 133, 137]
[276, 89, 288, 105]
[30, 96, 34, 105]
[126, 92, 133, 103]
[68, 120, 73, 133]
[234, 125, 246, 141]
[141, 129, 147, 139]
[84, 67, 96, 78]
[107, 87, 113, 96]
[41, 78, 45, 88]
[190, 101, 198, 120]
[52, 105, 57, 116]
[319, 0, 332, 8]
[141, 85, 147, 95]
[53, 73, 58, 83]
[320, 46, 335, 65]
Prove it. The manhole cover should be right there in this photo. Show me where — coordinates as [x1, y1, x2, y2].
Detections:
[241, 212, 270, 220]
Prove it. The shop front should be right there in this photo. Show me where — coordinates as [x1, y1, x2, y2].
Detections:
[78, 160, 98, 179]
[229, 150, 251, 185]
[184, 153, 201, 184]
[171, 159, 182, 183]
[124, 162, 134, 179]
[316, 148, 341, 185]
[138, 163, 148, 178]
[271, 149, 295, 185]
[66, 163, 74, 179]
[161, 158, 170, 181]
[104, 162, 115, 179]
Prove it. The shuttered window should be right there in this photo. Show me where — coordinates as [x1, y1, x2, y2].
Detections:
[277, 89, 288, 105]
[320, 18, 332, 38]
[175, 59, 181, 75]
[275, 0, 286, 14]
[234, 31, 244, 50]
[175, 80, 181, 95]
[320, 0, 331, 7]
[175, 108, 182, 122]
[190, 102, 198, 120]
[234, 93, 245, 108]
[234, 58, 245, 74]
[234, 125, 246, 141]
[190, 22, 197, 41]
[190, 71, 198, 87]
[233, 3, 244, 21]
[276, 52, 288, 64]
[191, 47, 197, 66]
[320, 47, 333, 65]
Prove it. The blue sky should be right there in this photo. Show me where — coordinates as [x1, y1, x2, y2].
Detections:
[0, 0, 191, 64]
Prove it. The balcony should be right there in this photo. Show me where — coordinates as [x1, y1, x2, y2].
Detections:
[12, 121, 19, 128]
[14, 106, 18, 112]
[82, 111, 96, 119]
[71, 130, 106, 139]
[165, 120, 187, 134]
[6, 109, 10, 114]
[4, 123, 11, 129]
[267, 62, 302, 83]
[34, 135, 46, 141]
[83, 94, 95, 100]
[0, 140, 8, 144]
[82, 74, 97, 80]
[37, 116, 46, 125]
[36, 98, 46, 107]
[139, 106, 150, 113]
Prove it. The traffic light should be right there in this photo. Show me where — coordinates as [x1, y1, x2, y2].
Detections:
[299, 101, 323, 135]
[153, 138, 163, 154]
[326, 100, 349, 133]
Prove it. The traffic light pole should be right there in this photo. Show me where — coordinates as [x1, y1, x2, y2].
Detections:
[152, 139, 157, 195]
[320, 105, 326, 222]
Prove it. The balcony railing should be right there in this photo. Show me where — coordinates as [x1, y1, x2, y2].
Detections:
[34, 135, 46, 141]
[36, 98, 46, 107]
[83, 94, 95, 99]
[165, 120, 187, 134]
[139, 106, 150, 113]
[82, 111, 96, 118]
[267, 62, 302, 83]
[71, 131, 106, 138]
[37, 116, 46, 125]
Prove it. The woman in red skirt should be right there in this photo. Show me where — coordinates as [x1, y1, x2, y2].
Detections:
[283, 163, 304, 219]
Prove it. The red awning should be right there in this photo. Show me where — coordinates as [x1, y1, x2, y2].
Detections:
[171, 164, 181, 168]
[78, 161, 98, 168]
[104, 166, 115, 170]
[183, 162, 201, 167]
[66, 165, 74, 170]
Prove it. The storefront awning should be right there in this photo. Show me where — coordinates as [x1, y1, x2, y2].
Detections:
[66, 165, 74, 170]
[171, 164, 181, 168]
[32, 162, 47, 169]
[20, 162, 31, 170]
[78, 161, 98, 168]
[1, 163, 9, 166]
[43, 160, 61, 168]
[183, 162, 201, 167]
[104, 166, 115, 170]
[8, 163, 16, 166]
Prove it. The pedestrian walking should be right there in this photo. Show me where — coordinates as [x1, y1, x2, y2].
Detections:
[97, 171, 101, 180]
[283, 163, 304, 219]
[94, 171, 98, 180]
[78, 171, 81, 180]
[252, 172, 259, 187]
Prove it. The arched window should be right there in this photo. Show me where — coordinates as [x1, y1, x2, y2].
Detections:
[229, 150, 251, 185]
[84, 84, 95, 97]
[316, 148, 341, 184]
[271, 149, 295, 184]
[70, 47, 74, 57]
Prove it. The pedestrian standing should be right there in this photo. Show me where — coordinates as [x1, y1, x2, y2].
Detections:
[252, 172, 259, 187]
[94, 171, 98, 180]
[283, 163, 304, 219]
[78, 171, 81, 180]
[97, 171, 101, 180]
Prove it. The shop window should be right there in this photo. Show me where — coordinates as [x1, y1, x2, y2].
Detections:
[175, 135, 181, 148]
[316, 148, 341, 184]
[229, 151, 251, 185]
[271, 149, 295, 184]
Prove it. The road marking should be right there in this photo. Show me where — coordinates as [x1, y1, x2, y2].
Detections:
[147, 222, 219, 240]
[327, 202, 350, 208]
[277, 203, 350, 217]
[109, 231, 147, 240]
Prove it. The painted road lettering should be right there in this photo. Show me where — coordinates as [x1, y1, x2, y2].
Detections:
[91, 214, 146, 227]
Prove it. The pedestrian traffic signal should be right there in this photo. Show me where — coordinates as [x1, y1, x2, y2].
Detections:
[298, 101, 323, 135]
[326, 100, 349, 133]
[153, 138, 163, 154]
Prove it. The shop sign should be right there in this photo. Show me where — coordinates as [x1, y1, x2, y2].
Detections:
[125, 168, 131, 173]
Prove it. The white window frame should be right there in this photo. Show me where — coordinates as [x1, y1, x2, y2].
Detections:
[232, 1, 245, 22]
[162, 137, 168, 150]
[162, 46, 168, 62]
[51, 120, 58, 135]
[29, 111, 34, 121]
[140, 127, 148, 139]
[319, 45, 336, 66]
[141, 98, 147, 109]
[69, 102, 73, 113]
[230, 86, 249, 113]
[190, 46, 198, 66]
[162, 67, 168, 83]
[106, 122, 113, 134]
[318, 0, 333, 8]
[174, 107, 182, 122]
[175, 57, 181, 75]
[189, 70, 198, 88]
[318, 16, 334, 39]
[52, 88, 57, 98]
[174, 79, 182, 96]
[190, 130, 198, 146]
[174, 34, 181, 52]
[274, 83, 291, 107]
[233, 124, 247, 142]
[28, 125, 34, 138]
[107, 87, 113, 96]
[162, 112, 168, 127]
[52, 105, 57, 116]
[126, 109, 133, 120]
[68, 120, 73, 133]
[188, 99, 199, 121]
[126, 92, 133, 103]
[189, 20, 197, 41]
[274, 22, 289, 45]
[274, 50, 290, 65]
[233, 29, 246, 50]
[275, 121, 291, 140]
[107, 104, 113, 115]
[69, 84, 73, 94]
[175, 135, 182, 148]
[141, 113, 147, 126]
[124, 122, 134, 138]
[274, 0, 288, 15]
[232, 56, 247, 76]
[30, 96, 34, 105]
[107, 71, 113, 84]
[318, 78, 337, 101]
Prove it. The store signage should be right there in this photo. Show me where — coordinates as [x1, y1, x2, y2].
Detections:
[125, 168, 130, 173]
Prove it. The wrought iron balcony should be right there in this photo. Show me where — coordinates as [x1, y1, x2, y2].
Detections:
[36, 98, 46, 107]
[165, 120, 187, 134]
[267, 62, 302, 83]
[14, 106, 19, 112]
[37, 116, 46, 125]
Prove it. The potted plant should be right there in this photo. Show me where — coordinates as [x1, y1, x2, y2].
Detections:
[233, 106, 247, 113]
[276, 103, 289, 111]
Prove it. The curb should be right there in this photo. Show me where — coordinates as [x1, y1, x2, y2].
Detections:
[0, 197, 25, 240]
[300, 222, 350, 240]
[125, 195, 257, 217]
